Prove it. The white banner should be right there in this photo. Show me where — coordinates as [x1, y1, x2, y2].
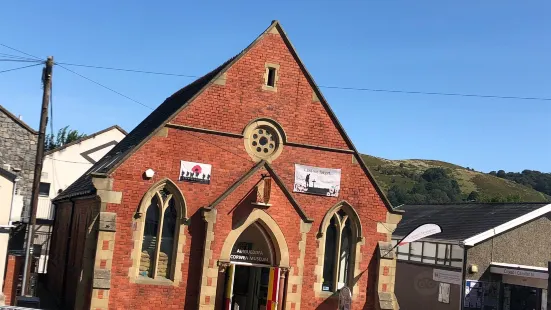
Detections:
[398, 224, 442, 245]
[179, 161, 212, 184]
[294, 164, 341, 197]
[433, 269, 462, 285]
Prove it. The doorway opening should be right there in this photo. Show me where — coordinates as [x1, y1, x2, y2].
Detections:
[232, 265, 270, 310]
[224, 222, 281, 310]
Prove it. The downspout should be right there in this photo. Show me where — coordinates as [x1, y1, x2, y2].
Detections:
[459, 241, 468, 310]
[60, 198, 75, 308]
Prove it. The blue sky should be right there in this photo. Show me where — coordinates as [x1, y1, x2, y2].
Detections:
[1, 1, 549, 172]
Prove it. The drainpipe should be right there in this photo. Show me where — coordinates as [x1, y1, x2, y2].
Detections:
[459, 241, 468, 310]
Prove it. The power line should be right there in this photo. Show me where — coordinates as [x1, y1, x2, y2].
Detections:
[0, 43, 41, 60]
[56, 62, 198, 78]
[0, 63, 43, 74]
[0, 59, 42, 63]
[56, 61, 551, 102]
[56, 64, 154, 110]
[0, 53, 41, 61]
[184, 131, 253, 163]
[318, 85, 551, 102]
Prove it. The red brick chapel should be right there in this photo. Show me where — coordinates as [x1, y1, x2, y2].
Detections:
[47, 21, 402, 310]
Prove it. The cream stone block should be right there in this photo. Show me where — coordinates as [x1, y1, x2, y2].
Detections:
[377, 222, 397, 234]
[386, 213, 402, 225]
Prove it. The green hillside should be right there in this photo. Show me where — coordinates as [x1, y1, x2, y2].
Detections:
[361, 155, 550, 205]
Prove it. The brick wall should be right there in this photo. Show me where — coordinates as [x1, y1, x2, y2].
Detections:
[72, 26, 391, 309]
[3, 254, 24, 306]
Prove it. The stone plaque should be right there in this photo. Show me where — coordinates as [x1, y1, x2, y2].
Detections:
[338, 286, 352, 310]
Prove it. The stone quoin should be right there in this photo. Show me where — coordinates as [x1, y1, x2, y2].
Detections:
[48, 21, 402, 310]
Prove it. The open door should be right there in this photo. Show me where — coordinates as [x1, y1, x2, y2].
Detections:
[225, 264, 235, 310]
[266, 267, 280, 310]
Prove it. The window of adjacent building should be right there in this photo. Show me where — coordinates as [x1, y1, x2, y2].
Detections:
[321, 206, 360, 293]
[393, 239, 463, 267]
[39, 182, 50, 197]
[139, 186, 180, 280]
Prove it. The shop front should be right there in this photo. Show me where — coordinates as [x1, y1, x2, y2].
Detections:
[491, 263, 548, 310]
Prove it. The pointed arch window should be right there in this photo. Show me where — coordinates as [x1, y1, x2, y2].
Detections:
[320, 203, 362, 293]
[137, 183, 185, 281]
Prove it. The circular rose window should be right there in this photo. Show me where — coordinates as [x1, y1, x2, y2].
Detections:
[244, 120, 284, 162]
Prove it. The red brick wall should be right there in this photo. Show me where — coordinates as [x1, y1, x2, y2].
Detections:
[103, 29, 388, 309]
[3, 254, 24, 305]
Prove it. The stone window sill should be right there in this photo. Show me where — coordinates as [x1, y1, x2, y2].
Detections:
[134, 276, 175, 286]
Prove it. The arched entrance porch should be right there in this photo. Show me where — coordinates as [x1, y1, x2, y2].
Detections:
[218, 209, 289, 310]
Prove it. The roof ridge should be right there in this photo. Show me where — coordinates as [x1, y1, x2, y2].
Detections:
[45, 125, 127, 155]
[0, 104, 38, 135]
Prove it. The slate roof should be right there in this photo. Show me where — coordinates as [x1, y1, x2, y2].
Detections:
[0, 166, 18, 182]
[54, 56, 236, 201]
[393, 203, 550, 242]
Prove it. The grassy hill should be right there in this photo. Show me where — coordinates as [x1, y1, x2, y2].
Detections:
[361, 155, 550, 204]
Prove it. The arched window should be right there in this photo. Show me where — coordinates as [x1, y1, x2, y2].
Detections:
[319, 202, 362, 293]
[137, 182, 185, 280]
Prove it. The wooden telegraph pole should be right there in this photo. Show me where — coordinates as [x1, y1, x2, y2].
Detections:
[21, 56, 53, 297]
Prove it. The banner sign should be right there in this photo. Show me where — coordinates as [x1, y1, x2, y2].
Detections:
[179, 160, 212, 184]
[490, 267, 548, 280]
[433, 268, 462, 285]
[293, 164, 341, 197]
[398, 224, 442, 245]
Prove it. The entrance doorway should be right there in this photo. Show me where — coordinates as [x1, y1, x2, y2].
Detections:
[503, 283, 542, 310]
[232, 265, 270, 310]
[223, 222, 282, 310]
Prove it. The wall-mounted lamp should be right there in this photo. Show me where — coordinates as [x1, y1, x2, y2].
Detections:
[144, 169, 155, 179]
[469, 264, 479, 274]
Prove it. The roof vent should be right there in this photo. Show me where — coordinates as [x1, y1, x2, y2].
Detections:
[3, 164, 10, 171]
[18, 115, 22, 120]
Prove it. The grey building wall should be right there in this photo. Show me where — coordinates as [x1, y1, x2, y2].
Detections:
[395, 261, 462, 310]
[466, 214, 551, 282]
[0, 106, 37, 218]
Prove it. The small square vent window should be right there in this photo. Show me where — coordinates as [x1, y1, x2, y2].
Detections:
[266, 67, 276, 87]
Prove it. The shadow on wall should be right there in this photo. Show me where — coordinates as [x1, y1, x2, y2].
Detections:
[230, 188, 258, 230]
[363, 247, 379, 310]
[315, 292, 338, 310]
[184, 211, 206, 310]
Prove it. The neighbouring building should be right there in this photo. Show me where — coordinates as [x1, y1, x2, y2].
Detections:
[48, 21, 403, 310]
[0, 105, 37, 224]
[392, 203, 551, 310]
[0, 167, 18, 299]
[33, 125, 126, 273]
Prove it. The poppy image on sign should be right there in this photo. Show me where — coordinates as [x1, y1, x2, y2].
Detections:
[192, 165, 202, 175]
[179, 161, 212, 185]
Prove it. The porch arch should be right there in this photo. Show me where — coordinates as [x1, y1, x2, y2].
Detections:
[220, 209, 290, 268]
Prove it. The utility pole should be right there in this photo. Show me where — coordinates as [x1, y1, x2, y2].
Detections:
[21, 56, 53, 297]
